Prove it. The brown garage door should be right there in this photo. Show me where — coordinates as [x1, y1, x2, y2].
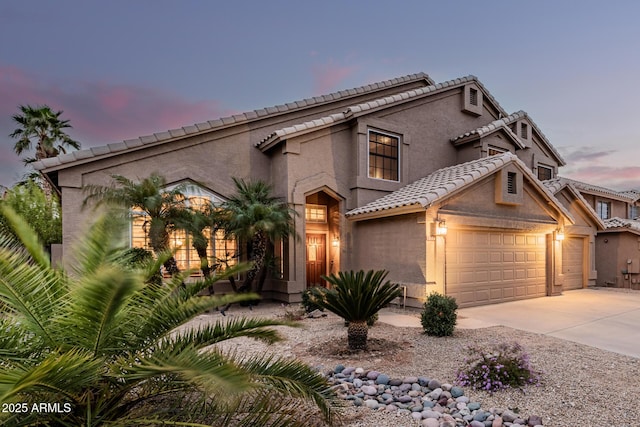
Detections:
[562, 237, 584, 290]
[446, 228, 547, 307]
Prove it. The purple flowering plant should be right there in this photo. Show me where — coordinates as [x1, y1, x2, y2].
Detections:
[456, 342, 542, 393]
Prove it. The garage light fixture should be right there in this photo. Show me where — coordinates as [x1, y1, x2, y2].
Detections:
[555, 229, 565, 241]
[436, 220, 448, 236]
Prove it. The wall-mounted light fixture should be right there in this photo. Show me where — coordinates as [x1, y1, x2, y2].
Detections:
[436, 220, 448, 236]
[332, 236, 340, 247]
[555, 229, 565, 241]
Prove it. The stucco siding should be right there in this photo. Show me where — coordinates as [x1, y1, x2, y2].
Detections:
[351, 213, 426, 285]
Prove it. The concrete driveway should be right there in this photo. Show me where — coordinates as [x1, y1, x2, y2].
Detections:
[456, 288, 640, 358]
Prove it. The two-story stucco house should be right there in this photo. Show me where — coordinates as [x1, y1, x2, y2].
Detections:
[35, 72, 593, 307]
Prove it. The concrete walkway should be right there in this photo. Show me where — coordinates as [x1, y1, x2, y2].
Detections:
[378, 288, 640, 358]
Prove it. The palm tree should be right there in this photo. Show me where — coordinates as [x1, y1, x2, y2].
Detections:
[0, 205, 338, 427]
[311, 270, 401, 350]
[222, 177, 296, 295]
[83, 173, 187, 276]
[10, 104, 80, 164]
[176, 200, 235, 294]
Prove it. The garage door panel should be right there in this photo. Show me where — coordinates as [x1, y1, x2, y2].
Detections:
[447, 228, 547, 307]
[562, 237, 584, 290]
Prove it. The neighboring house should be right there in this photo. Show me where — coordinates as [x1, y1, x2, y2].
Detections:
[545, 177, 640, 290]
[35, 72, 590, 308]
[596, 218, 640, 290]
[563, 178, 640, 221]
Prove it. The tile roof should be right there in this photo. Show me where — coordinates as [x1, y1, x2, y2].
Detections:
[33, 72, 434, 172]
[556, 177, 638, 202]
[603, 217, 640, 232]
[543, 178, 605, 230]
[257, 75, 509, 151]
[451, 111, 566, 166]
[346, 152, 573, 221]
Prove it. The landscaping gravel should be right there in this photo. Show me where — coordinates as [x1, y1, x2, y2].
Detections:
[191, 303, 640, 427]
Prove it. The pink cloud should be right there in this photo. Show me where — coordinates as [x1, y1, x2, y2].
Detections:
[563, 165, 640, 191]
[311, 59, 358, 95]
[0, 64, 231, 186]
[0, 64, 229, 146]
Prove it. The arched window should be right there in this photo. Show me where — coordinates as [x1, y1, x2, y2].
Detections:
[130, 182, 237, 275]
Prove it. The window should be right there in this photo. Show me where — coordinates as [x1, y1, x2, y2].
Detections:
[305, 204, 327, 223]
[130, 187, 237, 275]
[537, 165, 553, 181]
[507, 172, 517, 194]
[368, 130, 399, 181]
[630, 205, 639, 220]
[596, 201, 611, 220]
[520, 123, 528, 139]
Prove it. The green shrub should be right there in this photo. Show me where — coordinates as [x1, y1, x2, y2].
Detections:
[421, 292, 458, 336]
[311, 270, 401, 350]
[302, 287, 325, 313]
[456, 342, 542, 392]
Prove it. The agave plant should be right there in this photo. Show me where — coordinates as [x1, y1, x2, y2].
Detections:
[0, 205, 338, 426]
[311, 270, 401, 350]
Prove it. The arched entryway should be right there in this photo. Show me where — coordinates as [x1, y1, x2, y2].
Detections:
[305, 190, 340, 287]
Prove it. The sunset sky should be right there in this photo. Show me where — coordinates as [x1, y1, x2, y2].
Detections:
[2, 1, 640, 190]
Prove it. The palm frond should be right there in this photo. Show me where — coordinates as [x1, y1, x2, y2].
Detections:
[0, 349, 101, 403]
[164, 316, 297, 352]
[61, 263, 144, 355]
[122, 346, 254, 400]
[0, 245, 63, 346]
[315, 269, 401, 321]
[237, 353, 339, 425]
[0, 204, 50, 269]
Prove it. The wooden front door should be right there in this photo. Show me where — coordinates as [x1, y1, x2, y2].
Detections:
[306, 233, 326, 287]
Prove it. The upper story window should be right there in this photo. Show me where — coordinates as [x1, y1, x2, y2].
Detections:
[537, 165, 553, 181]
[596, 201, 611, 220]
[630, 205, 639, 220]
[368, 130, 399, 181]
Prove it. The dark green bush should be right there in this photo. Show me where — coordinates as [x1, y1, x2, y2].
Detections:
[421, 292, 458, 336]
[302, 287, 324, 313]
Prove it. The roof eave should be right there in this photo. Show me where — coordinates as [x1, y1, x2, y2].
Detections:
[346, 204, 424, 221]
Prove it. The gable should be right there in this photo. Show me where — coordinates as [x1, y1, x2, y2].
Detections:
[550, 184, 605, 231]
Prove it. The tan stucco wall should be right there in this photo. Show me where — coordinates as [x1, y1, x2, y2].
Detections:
[351, 213, 426, 285]
[596, 232, 640, 289]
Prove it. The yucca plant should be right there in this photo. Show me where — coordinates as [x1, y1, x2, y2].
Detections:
[311, 270, 401, 350]
[0, 205, 338, 426]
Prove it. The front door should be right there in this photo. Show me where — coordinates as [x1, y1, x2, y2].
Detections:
[306, 233, 326, 287]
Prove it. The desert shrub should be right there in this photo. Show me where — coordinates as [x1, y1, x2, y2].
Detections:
[302, 287, 325, 313]
[311, 270, 401, 350]
[421, 292, 458, 336]
[456, 342, 542, 392]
